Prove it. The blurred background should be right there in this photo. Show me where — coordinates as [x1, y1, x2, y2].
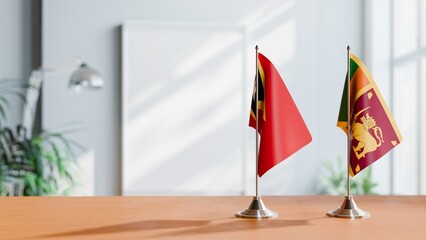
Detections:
[0, 0, 424, 196]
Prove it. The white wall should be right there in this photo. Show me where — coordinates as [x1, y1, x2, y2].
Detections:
[42, 0, 363, 195]
[0, 0, 32, 127]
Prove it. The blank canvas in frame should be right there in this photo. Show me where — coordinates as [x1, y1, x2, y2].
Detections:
[121, 22, 245, 195]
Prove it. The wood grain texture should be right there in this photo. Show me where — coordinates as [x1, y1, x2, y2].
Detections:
[0, 196, 425, 239]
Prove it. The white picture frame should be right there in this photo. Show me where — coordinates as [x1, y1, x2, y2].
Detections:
[121, 21, 249, 195]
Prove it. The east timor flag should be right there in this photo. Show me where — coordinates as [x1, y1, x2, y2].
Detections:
[249, 53, 312, 177]
[337, 53, 403, 176]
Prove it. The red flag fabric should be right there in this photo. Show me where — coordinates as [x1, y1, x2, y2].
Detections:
[249, 53, 312, 177]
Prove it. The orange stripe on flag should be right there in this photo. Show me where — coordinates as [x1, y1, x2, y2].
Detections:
[351, 68, 369, 93]
[349, 67, 370, 116]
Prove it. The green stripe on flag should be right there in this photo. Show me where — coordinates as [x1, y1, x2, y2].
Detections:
[337, 75, 349, 123]
[349, 58, 359, 79]
[337, 57, 360, 125]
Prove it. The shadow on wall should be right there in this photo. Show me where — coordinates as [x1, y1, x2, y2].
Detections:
[122, 0, 320, 196]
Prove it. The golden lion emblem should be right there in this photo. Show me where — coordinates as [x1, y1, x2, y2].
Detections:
[351, 108, 384, 159]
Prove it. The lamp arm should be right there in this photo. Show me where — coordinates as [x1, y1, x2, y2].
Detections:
[21, 60, 104, 137]
[21, 63, 78, 136]
[22, 71, 43, 137]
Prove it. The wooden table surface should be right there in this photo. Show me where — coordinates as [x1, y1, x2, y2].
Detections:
[1, 195, 425, 239]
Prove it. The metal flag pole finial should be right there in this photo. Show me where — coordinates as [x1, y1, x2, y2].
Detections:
[327, 46, 369, 219]
[236, 45, 277, 219]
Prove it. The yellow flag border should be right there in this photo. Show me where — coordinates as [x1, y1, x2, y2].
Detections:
[349, 53, 403, 142]
[258, 59, 266, 121]
[249, 59, 267, 121]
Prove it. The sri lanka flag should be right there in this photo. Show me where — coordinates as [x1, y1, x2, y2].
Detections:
[337, 52, 403, 176]
[249, 53, 312, 177]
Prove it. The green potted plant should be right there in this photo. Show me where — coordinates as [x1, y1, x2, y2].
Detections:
[317, 156, 379, 195]
[0, 79, 80, 196]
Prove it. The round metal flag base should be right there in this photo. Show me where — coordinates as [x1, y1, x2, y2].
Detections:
[327, 195, 370, 219]
[236, 196, 278, 219]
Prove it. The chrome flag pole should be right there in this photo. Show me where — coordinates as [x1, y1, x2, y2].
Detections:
[236, 45, 277, 219]
[327, 46, 369, 219]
